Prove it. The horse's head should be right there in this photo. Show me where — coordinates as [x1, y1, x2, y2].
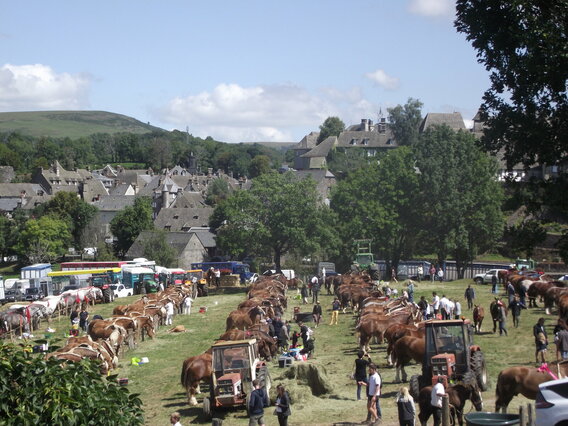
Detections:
[458, 382, 483, 411]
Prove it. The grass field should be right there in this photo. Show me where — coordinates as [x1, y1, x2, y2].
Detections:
[6, 278, 549, 426]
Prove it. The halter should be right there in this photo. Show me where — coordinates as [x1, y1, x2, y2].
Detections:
[537, 363, 558, 380]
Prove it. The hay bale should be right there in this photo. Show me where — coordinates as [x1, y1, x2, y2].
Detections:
[282, 363, 333, 396]
[221, 274, 240, 287]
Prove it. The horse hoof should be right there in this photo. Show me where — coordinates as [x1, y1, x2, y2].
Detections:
[189, 397, 198, 406]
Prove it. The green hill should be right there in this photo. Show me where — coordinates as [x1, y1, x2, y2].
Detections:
[0, 111, 165, 138]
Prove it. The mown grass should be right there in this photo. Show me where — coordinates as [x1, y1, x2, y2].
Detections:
[12, 279, 549, 425]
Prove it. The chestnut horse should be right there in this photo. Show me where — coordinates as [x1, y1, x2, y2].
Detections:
[473, 305, 484, 334]
[391, 336, 425, 383]
[418, 383, 483, 425]
[180, 351, 213, 406]
[495, 362, 568, 412]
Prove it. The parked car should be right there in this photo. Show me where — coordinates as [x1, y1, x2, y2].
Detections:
[473, 269, 507, 285]
[25, 287, 44, 301]
[536, 376, 568, 426]
[110, 284, 132, 298]
[4, 289, 24, 303]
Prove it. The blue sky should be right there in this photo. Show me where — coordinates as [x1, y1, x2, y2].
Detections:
[0, 0, 489, 143]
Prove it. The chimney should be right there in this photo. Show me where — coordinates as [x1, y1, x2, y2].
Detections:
[361, 119, 369, 132]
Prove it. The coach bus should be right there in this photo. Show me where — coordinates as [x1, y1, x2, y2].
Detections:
[48, 268, 122, 294]
[61, 261, 129, 271]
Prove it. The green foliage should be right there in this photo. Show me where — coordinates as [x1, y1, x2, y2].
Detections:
[34, 191, 98, 249]
[557, 230, 568, 265]
[330, 147, 421, 270]
[205, 178, 233, 206]
[326, 147, 373, 176]
[414, 125, 504, 276]
[142, 231, 177, 268]
[210, 172, 338, 269]
[110, 197, 153, 258]
[249, 155, 272, 178]
[455, 1, 568, 169]
[387, 98, 424, 146]
[0, 341, 143, 425]
[317, 117, 345, 144]
[503, 220, 547, 259]
[15, 216, 71, 264]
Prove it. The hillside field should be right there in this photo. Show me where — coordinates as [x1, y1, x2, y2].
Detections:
[6, 278, 547, 426]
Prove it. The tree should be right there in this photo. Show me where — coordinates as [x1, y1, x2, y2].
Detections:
[142, 231, 177, 267]
[557, 230, 568, 265]
[35, 191, 98, 248]
[387, 98, 424, 146]
[249, 155, 271, 178]
[317, 117, 345, 144]
[455, 1, 568, 168]
[0, 341, 143, 425]
[210, 172, 337, 270]
[414, 125, 504, 277]
[15, 216, 71, 263]
[503, 220, 547, 259]
[110, 197, 153, 258]
[330, 147, 421, 271]
[205, 178, 233, 206]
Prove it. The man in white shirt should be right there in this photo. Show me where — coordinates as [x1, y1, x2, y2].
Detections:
[431, 292, 441, 316]
[439, 295, 449, 319]
[454, 299, 462, 319]
[431, 377, 446, 426]
[366, 363, 382, 423]
[183, 295, 193, 315]
[437, 268, 444, 282]
[165, 301, 174, 325]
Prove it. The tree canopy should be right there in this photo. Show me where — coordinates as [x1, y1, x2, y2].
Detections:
[210, 172, 338, 270]
[110, 197, 153, 258]
[15, 216, 71, 264]
[387, 98, 424, 146]
[317, 117, 345, 144]
[142, 230, 177, 268]
[455, 1, 568, 168]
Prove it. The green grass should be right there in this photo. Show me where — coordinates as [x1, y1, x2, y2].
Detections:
[0, 111, 163, 138]
[15, 279, 548, 425]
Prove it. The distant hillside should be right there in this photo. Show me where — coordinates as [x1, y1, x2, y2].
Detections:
[0, 111, 165, 138]
[241, 141, 297, 150]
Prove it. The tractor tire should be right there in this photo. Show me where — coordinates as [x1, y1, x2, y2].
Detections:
[102, 288, 112, 303]
[471, 351, 488, 391]
[245, 392, 252, 416]
[462, 371, 477, 388]
[257, 367, 272, 404]
[409, 374, 422, 400]
[202, 397, 212, 419]
[474, 278, 484, 285]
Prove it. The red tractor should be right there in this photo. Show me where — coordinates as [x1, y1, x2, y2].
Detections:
[410, 320, 488, 398]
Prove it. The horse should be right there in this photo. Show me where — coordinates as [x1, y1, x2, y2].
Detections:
[495, 362, 568, 412]
[489, 300, 507, 333]
[418, 383, 483, 425]
[473, 305, 484, 334]
[391, 336, 425, 383]
[180, 351, 213, 406]
[225, 306, 265, 331]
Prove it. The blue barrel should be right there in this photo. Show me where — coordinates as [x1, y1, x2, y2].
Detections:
[465, 412, 520, 425]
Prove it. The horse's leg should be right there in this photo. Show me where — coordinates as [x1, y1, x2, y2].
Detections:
[394, 364, 401, 383]
[188, 385, 198, 406]
[401, 364, 408, 382]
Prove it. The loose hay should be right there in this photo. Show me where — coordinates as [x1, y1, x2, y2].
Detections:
[282, 363, 333, 396]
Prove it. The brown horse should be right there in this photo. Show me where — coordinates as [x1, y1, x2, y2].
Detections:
[495, 362, 568, 412]
[391, 336, 425, 383]
[418, 383, 483, 425]
[180, 351, 213, 406]
[473, 305, 484, 334]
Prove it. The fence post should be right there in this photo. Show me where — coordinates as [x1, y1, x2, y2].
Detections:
[527, 403, 534, 426]
[442, 394, 450, 426]
[519, 404, 526, 426]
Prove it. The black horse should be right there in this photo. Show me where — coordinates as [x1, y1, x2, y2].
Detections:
[418, 383, 483, 426]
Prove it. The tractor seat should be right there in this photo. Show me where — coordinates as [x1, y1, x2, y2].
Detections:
[230, 359, 246, 369]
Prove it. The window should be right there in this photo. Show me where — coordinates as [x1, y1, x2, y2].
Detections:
[350, 138, 358, 145]
[362, 138, 369, 146]
[386, 139, 393, 145]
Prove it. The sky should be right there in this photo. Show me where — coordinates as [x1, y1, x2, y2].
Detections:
[0, 0, 490, 143]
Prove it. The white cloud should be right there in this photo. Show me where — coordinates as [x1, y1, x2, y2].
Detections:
[408, 0, 455, 18]
[0, 64, 91, 111]
[364, 69, 400, 90]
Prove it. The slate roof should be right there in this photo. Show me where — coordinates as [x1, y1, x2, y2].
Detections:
[169, 192, 206, 208]
[300, 136, 337, 158]
[109, 183, 134, 196]
[20, 195, 53, 210]
[40, 161, 86, 182]
[126, 230, 208, 258]
[116, 169, 153, 186]
[293, 132, 319, 150]
[0, 198, 21, 212]
[154, 207, 214, 231]
[294, 169, 335, 181]
[82, 178, 109, 202]
[336, 129, 397, 148]
[193, 229, 216, 248]
[91, 195, 136, 211]
[0, 183, 46, 197]
[419, 112, 466, 133]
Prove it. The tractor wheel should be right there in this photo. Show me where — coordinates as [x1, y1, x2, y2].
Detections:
[202, 397, 212, 419]
[462, 371, 478, 388]
[245, 392, 252, 415]
[471, 351, 488, 391]
[409, 374, 422, 400]
[474, 278, 484, 285]
[257, 367, 272, 404]
[102, 288, 112, 303]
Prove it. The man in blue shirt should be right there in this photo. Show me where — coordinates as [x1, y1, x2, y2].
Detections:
[248, 379, 269, 426]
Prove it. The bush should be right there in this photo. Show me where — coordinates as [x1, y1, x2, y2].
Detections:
[0, 341, 144, 425]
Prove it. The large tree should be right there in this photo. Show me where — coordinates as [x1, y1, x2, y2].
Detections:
[387, 98, 424, 146]
[330, 147, 421, 271]
[414, 125, 504, 277]
[317, 117, 345, 144]
[15, 216, 72, 263]
[210, 172, 337, 270]
[142, 230, 177, 268]
[455, 1, 568, 168]
[110, 197, 153, 258]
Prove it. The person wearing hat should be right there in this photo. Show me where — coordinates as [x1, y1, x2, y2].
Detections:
[329, 297, 341, 325]
[312, 301, 322, 328]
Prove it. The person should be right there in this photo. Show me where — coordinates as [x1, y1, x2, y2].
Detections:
[275, 384, 291, 426]
[534, 317, 548, 364]
[507, 281, 516, 305]
[311, 276, 320, 304]
[330, 297, 341, 325]
[353, 351, 370, 400]
[418, 296, 429, 320]
[272, 316, 284, 339]
[182, 295, 193, 315]
[431, 292, 440, 317]
[165, 300, 175, 325]
[79, 307, 89, 333]
[169, 411, 182, 426]
[248, 379, 269, 426]
[407, 281, 415, 303]
[291, 330, 300, 348]
[429, 265, 436, 282]
[300, 284, 309, 305]
[497, 300, 508, 336]
[437, 268, 444, 282]
[464, 285, 475, 310]
[439, 295, 450, 320]
[518, 283, 527, 306]
[396, 386, 416, 426]
[431, 377, 445, 426]
[391, 267, 398, 283]
[454, 299, 462, 319]
[214, 268, 221, 288]
[508, 296, 526, 328]
[70, 308, 79, 327]
[417, 265, 423, 282]
[299, 322, 309, 347]
[312, 301, 322, 328]
[365, 363, 382, 424]
[278, 320, 289, 351]
[554, 319, 568, 361]
[491, 274, 498, 294]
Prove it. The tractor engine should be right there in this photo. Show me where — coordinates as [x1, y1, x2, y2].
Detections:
[431, 353, 455, 388]
[215, 373, 243, 404]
